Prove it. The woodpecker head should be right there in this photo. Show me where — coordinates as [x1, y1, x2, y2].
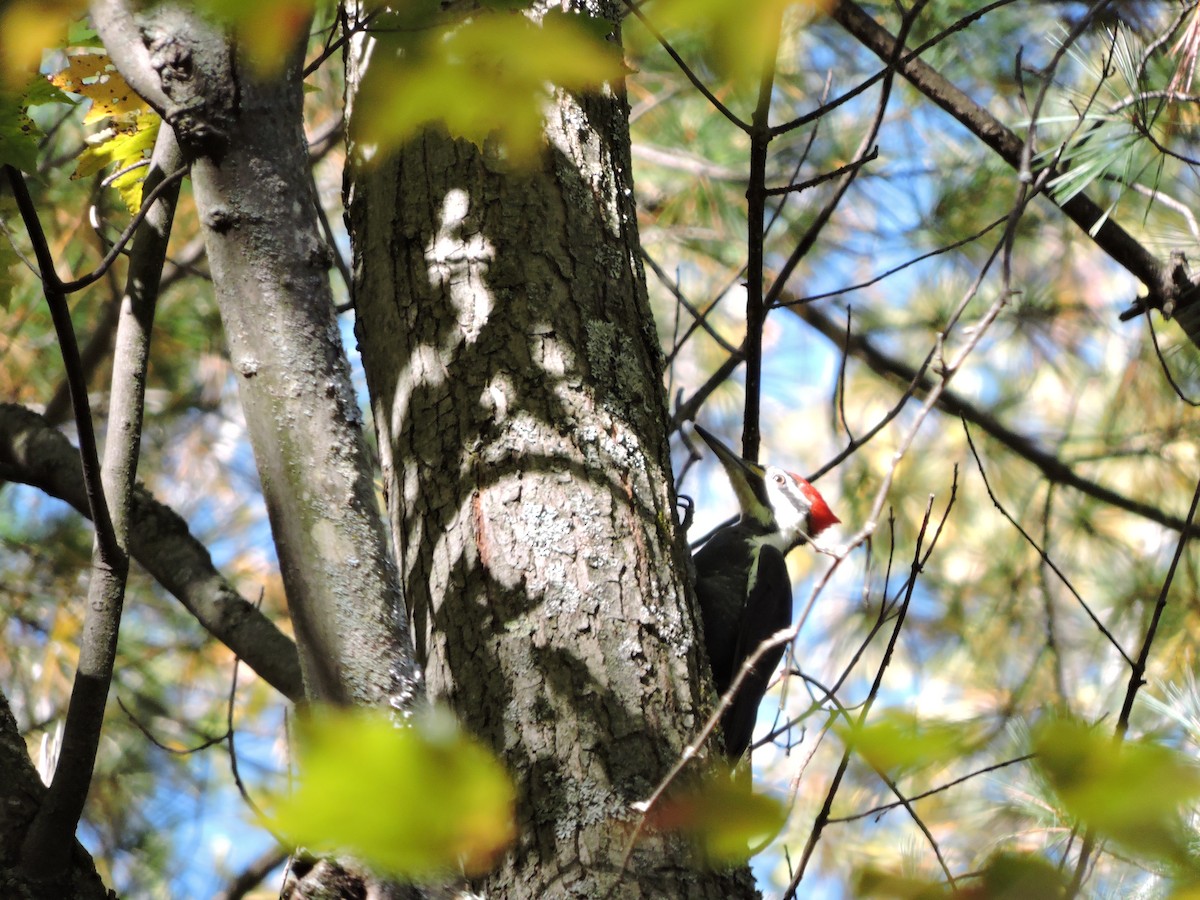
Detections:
[695, 424, 839, 552]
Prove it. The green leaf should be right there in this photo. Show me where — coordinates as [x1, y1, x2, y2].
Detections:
[976, 852, 1069, 900]
[353, 11, 624, 162]
[0, 74, 74, 172]
[858, 852, 1068, 899]
[265, 707, 515, 879]
[646, 0, 830, 83]
[0, 93, 41, 172]
[841, 710, 977, 774]
[854, 867, 957, 899]
[1033, 718, 1200, 864]
[22, 77, 71, 108]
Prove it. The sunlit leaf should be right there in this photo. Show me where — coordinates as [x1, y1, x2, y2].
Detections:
[1033, 718, 1200, 863]
[841, 710, 977, 774]
[353, 10, 624, 162]
[49, 50, 147, 124]
[648, 766, 787, 863]
[646, 0, 831, 83]
[75, 114, 161, 211]
[266, 707, 516, 879]
[51, 49, 159, 210]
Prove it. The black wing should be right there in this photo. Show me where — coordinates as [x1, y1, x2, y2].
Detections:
[722, 544, 792, 759]
[694, 524, 755, 694]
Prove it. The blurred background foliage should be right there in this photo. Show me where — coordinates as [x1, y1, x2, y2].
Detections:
[3, 0, 1200, 896]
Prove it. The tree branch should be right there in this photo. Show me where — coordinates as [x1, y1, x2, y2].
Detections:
[741, 6, 783, 461]
[785, 495, 939, 896]
[831, 0, 1177, 309]
[97, 3, 417, 707]
[2, 166, 118, 565]
[4, 162, 127, 876]
[0, 689, 111, 899]
[0, 403, 305, 702]
[791, 302, 1200, 535]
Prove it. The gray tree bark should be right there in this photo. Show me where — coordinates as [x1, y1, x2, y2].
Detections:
[93, 1, 418, 711]
[344, 9, 756, 897]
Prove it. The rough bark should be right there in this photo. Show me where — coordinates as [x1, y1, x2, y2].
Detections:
[345, 11, 755, 898]
[0, 690, 113, 900]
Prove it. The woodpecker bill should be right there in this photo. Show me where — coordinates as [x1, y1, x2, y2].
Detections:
[692, 424, 839, 760]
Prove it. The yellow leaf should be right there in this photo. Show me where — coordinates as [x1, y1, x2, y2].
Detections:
[639, 0, 831, 83]
[74, 114, 160, 211]
[0, 0, 86, 84]
[50, 51, 148, 124]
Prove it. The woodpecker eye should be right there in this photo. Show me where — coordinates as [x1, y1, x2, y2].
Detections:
[772, 473, 786, 485]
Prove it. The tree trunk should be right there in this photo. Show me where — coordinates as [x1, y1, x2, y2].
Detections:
[94, 2, 418, 711]
[0, 688, 112, 900]
[345, 14, 756, 899]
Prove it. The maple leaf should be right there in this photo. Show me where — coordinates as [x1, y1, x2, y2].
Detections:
[50, 50, 161, 211]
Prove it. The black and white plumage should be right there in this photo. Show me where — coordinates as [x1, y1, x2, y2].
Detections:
[692, 425, 839, 759]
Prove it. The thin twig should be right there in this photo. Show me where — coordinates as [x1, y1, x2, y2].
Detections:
[829, 755, 1035, 823]
[796, 668, 959, 886]
[771, 0, 1021, 136]
[962, 421, 1133, 667]
[1069, 468, 1200, 894]
[60, 166, 188, 293]
[619, 0, 749, 132]
[833, 0, 1174, 306]
[763, 147, 878, 197]
[790, 302, 1200, 534]
[1146, 311, 1200, 406]
[762, 0, 927, 313]
[777, 215, 1008, 308]
[117, 694, 228, 754]
[784, 494, 937, 897]
[643, 250, 739, 354]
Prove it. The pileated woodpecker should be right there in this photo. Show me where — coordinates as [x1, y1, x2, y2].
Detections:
[692, 424, 839, 759]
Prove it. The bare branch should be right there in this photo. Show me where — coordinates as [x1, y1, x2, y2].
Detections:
[832, 0, 1175, 307]
[1069, 467, 1200, 890]
[784, 493, 938, 896]
[0, 402, 305, 701]
[962, 421, 1133, 667]
[827, 753, 1036, 824]
[791, 302, 1200, 535]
